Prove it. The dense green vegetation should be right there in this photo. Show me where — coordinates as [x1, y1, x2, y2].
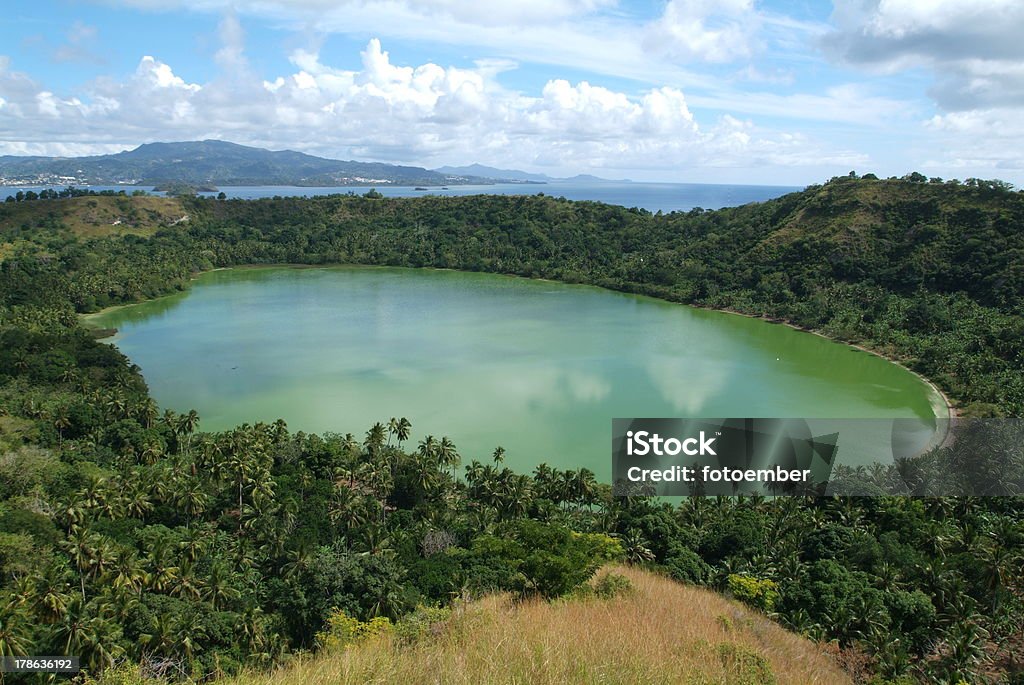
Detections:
[0, 175, 1022, 683]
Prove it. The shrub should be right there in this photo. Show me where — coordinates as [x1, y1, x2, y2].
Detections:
[80, 662, 148, 685]
[314, 610, 392, 651]
[716, 643, 776, 685]
[726, 574, 780, 613]
[592, 572, 633, 599]
[393, 605, 452, 644]
[467, 521, 622, 599]
[664, 547, 710, 584]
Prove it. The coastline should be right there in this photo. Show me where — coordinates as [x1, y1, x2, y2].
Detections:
[80, 262, 957, 426]
[702, 307, 956, 421]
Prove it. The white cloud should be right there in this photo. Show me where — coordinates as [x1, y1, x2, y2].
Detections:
[644, 0, 760, 64]
[92, 0, 721, 89]
[822, 0, 1024, 180]
[826, 0, 1024, 110]
[924, 108, 1024, 171]
[136, 56, 201, 92]
[214, 10, 247, 73]
[0, 35, 865, 177]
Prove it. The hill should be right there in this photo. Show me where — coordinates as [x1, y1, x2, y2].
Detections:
[433, 163, 553, 183]
[1, 174, 1023, 684]
[0, 194, 186, 240]
[226, 566, 848, 685]
[0, 140, 498, 187]
[434, 163, 628, 183]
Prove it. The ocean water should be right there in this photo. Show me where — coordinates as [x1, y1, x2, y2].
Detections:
[2, 180, 801, 214]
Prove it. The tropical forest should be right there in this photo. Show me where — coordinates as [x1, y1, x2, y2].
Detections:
[0, 174, 1022, 684]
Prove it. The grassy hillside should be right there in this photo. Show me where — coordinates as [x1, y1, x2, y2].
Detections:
[227, 566, 848, 685]
[0, 194, 187, 241]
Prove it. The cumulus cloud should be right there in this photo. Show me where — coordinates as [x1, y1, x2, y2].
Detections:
[823, 1, 1024, 177]
[0, 32, 862, 176]
[825, 0, 1024, 111]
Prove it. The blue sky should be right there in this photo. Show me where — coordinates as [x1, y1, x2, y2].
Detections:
[1, 0, 1021, 185]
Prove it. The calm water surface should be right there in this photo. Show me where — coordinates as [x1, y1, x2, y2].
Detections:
[3, 180, 800, 213]
[89, 267, 941, 477]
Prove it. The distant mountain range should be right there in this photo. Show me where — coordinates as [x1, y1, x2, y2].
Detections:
[0, 140, 521, 188]
[0, 140, 621, 188]
[434, 164, 627, 184]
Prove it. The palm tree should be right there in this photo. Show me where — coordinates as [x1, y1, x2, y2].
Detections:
[417, 435, 438, 463]
[6, 576, 36, 611]
[141, 614, 176, 656]
[53, 405, 71, 448]
[387, 418, 400, 447]
[978, 542, 1019, 610]
[620, 530, 655, 564]
[933, 620, 991, 683]
[174, 562, 204, 601]
[176, 612, 207, 664]
[236, 607, 268, 654]
[329, 486, 368, 546]
[105, 393, 129, 420]
[270, 417, 287, 444]
[121, 479, 153, 520]
[161, 409, 179, 435]
[438, 437, 460, 478]
[575, 468, 598, 510]
[364, 423, 386, 458]
[145, 540, 180, 593]
[55, 597, 124, 672]
[140, 439, 165, 465]
[533, 463, 555, 500]
[35, 567, 72, 623]
[97, 586, 139, 626]
[395, 417, 412, 446]
[0, 605, 31, 657]
[110, 548, 146, 595]
[202, 563, 239, 610]
[180, 409, 201, 443]
[281, 543, 314, 580]
[78, 477, 107, 512]
[176, 479, 209, 527]
[139, 398, 159, 429]
[503, 474, 532, 519]
[62, 526, 97, 600]
[178, 526, 209, 564]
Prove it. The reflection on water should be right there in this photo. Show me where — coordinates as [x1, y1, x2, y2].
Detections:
[88, 266, 943, 478]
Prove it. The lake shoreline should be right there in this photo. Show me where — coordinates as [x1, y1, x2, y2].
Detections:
[81, 262, 956, 425]
[703, 307, 956, 421]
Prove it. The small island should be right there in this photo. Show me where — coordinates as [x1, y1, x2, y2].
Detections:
[152, 181, 220, 196]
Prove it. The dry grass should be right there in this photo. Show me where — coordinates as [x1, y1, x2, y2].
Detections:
[236, 566, 849, 685]
[0, 195, 187, 237]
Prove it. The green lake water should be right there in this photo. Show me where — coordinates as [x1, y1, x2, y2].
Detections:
[88, 266, 944, 478]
